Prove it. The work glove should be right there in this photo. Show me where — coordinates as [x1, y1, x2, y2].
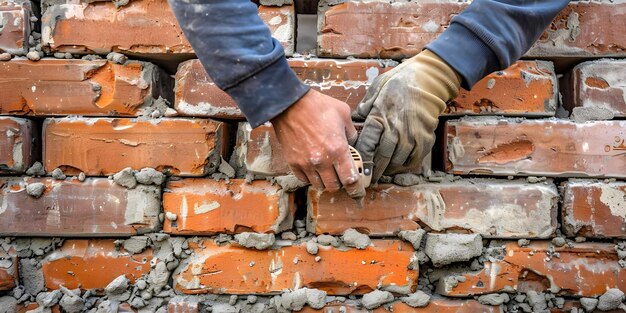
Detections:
[355, 49, 461, 183]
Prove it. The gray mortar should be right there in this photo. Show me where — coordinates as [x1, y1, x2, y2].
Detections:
[400, 290, 430, 308]
[51, 168, 66, 180]
[123, 236, 149, 254]
[218, 158, 236, 179]
[478, 293, 510, 306]
[526, 291, 548, 312]
[26, 182, 45, 198]
[517, 239, 530, 247]
[597, 288, 625, 311]
[317, 234, 339, 247]
[135, 168, 166, 185]
[551, 237, 566, 247]
[306, 240, 318, 255]
[106, 52, 127, 64]
[398, 229, 426, 250]
[19, 259, 45, 295]
[571, 106, 615, 123]
[0, 296, 17, 313]
[59, 286, 84, 313]
[234, 233, 275, 250]
[113, 167, 137, 188]
[425, 233, 482, 267]
[36, 289, 62, 307]
[393, 173, 424, 186]
[26, 51, 40, 61]
[275, 174, 308, 192]
[580, 297, 598, 312]
[341, 228, 371, 249]
[273, 288, 327, 311]
[26, 162, 46, 176]
[361, 290, 394, 310]
[105, 275, 131, 301]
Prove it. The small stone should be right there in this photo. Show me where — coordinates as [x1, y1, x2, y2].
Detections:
[341, 228, 371, 249]
[218, 158, 236, 178]
[597, 288, 625, 311]
[517, 239, 530, 247]
[306, 240, 318, 255]
[78, 172, 86, 182]
[51, 168, 66, 180]
[247, 295, 257, 304]
[234, 233, 275, 250]
[294, 220, 306, 228]
[26, 183, 45, 198]
[113, 167, 137, 188]
[580, 297, 598, 312]
[361, 290, 394, 309]
[0, 53, 11, 61]
[26, 161, 46, 176]
[106, 52, 127, 64]
[400, 291, 430, 308]
[26, 51, 40, 61]
[315, 256, 321, 262]
[280, 232, 297, 241]
[551, 237, 566, 247]
[317, 235, 339, 247]
[477, 293, 510, 306]
[229, 295, 237, 305]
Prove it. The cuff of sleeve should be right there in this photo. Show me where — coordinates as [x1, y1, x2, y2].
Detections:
[426, 22, 500, 90]
[225, 56, 310, 128]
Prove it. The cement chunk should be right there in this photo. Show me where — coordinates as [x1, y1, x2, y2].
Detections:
[425, 233, 482, 267]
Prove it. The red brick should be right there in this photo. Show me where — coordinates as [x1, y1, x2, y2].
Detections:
[0, 246, 17, 291]
[174, 239, 416, 295]
[318, 1, 626, 59]
[308, 180, 558, 238]
[0, 116, 37, 174]
[163, 179, 296, 235]
[562, 180, 626, 238]
[0, 2, 29, 55]
[17, 304, 61, 313]
[259, 4, 295, 56]
[174, 58, 392, 118]
[444, 119, 626, 178]
[41, 0, 192, 55]
[301, 299, 503, 312]
[233, 122, 289, 176]
[0, 177, 160, 237]
[42, 239, 152, 291]
[437, 241, 626, 297]
[43, 117, 228, 176]
[168, 297, 199, 313]
[447, 61, 557, 116]
[563, 60, 626, 118]
[0, 59, 173, 116]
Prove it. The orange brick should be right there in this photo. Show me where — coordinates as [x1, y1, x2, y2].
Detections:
[43, 117, 228, 176]
[17, 304, 61, 313]
[174, 58, 392, 118]
[437, 241, 626, 297]
[0, 177, 160, 237]
[562, 180, 626, 238]
[42, 239, 152, 291]
[0, 2, 30, 55]
[444, 119, 626, 178]
[562, 60, 626, 118]
[41, 0, 192, 55]
[0, 116, 38, 174]
[308, 180, 558, 238]
[174, 239, 416, 295]
[319, 1, 626, 59]
[163, 179, 296, 235]
[234, 122, 289, 176]
[258, 4, 295, 55]
[0, 246, 17, 291]
[301, 299, 503, 312]
[447, 61, 557, 116]
[0, 59, 173, 116]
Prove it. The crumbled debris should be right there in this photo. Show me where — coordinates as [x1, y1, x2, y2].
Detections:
[306, 240, 318, 255]
[82, 54, 102, 61]
[361, 290, 394, 310]
[26, 51, 41, 61]
[477, 293, 510, 306]
[526, 291, 548, 312]
[123, 236, 149, 254]
[105, 275, 131, 302]
[106, 52, 127, 64]
[26, 183, 45, 198]
[580, 297, 598, 312]
[135, 168, 166, 185]
[526, 176, 547, 183]
[59, 285, 84, 313]
[218, 158, 236, 178]
[551, 237, 566, 247]
[273, 288, 327, 311]
[280, 232, 297, 241]
[517, 239, 530, 247]
[400, 290, 430, 308]
[36, 290, 62, 308]
[214, 234, 233, 245]
[398, 229, 426, 249]
[425, 233, 482, 267]
[51, 168, 66, 180]
[597, 288, 625, 311]
[0, 296, 17, 312]
[26, 162, 46, 176]
[165, 212, 177, 221]
[77, 172, 86, 182]
[113, 167, 137, 188]
[317, 234, 339, 247]
[234, 233, 275, 250]
[341, 228, 371, 249]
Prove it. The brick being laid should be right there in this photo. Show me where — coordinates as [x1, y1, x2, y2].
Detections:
[307, 180, 558, 238]
[318, 1, 626, 59]
[0, 116, 38, 174]
[562, 179, 626, 238]
[43, 117, 228, 176]
[0, 59, 173, 116]
[0, 177, 161, 237]
[174, 239, 416, 295]
[436, 241, 626, 298]
[163, 179, 296, 235]
[444, 118, 626, 178]
[562, 59, 626, 118]
[232, 122, 290, 176]
[0, 2, 30, 55]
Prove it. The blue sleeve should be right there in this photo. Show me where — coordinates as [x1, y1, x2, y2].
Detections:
[426, 0, 570, 90]
[167, 0, 310, 128]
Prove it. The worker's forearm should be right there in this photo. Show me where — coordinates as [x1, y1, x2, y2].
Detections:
[426, 0, 570, 89]
[168, 0, 309, 127]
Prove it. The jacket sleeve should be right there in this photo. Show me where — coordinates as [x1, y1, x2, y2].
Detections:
[426, 0, 570, 90]
[168, 0, 310, 128]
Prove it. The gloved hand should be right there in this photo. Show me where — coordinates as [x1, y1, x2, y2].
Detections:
[355, 49, 461, 183]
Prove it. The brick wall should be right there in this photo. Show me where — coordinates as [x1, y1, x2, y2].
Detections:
[0, 0, 625, 312]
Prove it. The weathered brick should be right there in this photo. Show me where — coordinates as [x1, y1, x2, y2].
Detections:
[301, 299, 503, 312]
[0, 246, 17, 291]
[318, 1, 626, 59]
[0, 2, 29, 55]
[42, 239, 152, 291]
[0, 116, 37, 174]
[174, 239, 416, 295]
[444, 118, 626, 178]
[0, 59, 173, 116]
[437, 241, 626, 297]
[233, 122, 289, 176]
[447, 61, 557, 116]
[163, 179, 296, 235]
[17, 304, 61, 313]
[562, 59, 626, 118]
[0, 177, 160, 237]
[174, 58, 392, 118]
[43, 117, 228, 176]
[41, 0, 192, 55]
[259, 4, 295, 56]
[562, 180, 626, 238]
[168, 297, 199, 313]
[308, 180, 557, 238]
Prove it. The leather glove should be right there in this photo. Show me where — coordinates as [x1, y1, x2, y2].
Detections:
[355, 49, 461, 183]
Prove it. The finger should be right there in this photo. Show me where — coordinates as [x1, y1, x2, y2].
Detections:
[345, 120, 359, 147]
[303, 168, 324, 190]
[290, 167, 310, 185]
[316, 166, 341, 193]
[356, 74, 387, 119]
[371, 131, 397, 182]
[355, 116, 384, 163]
[388, 135, 415, 169]
[333, 148, 365, 199]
